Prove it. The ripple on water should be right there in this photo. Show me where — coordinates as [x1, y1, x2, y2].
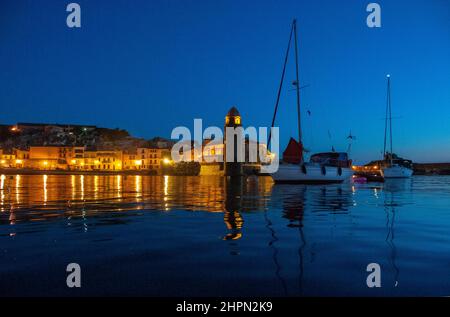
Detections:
[0, 175, 449, 296]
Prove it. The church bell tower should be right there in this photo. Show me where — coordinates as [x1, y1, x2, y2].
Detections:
[224, 106, 243, 176]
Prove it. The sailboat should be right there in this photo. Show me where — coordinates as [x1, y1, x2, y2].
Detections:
[380, 75, 413, 178]
[269, 19, 353, 184]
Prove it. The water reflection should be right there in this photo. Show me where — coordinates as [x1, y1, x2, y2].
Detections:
[223, 177, 244, 241]
[264, 207, 288, 295]
[382, 179, 409, 288]
[80, 175, 85, 201]
[280, 186, 306, 227]
[383, 178, 412, 192]
[163, 175, 168, 210]
[0, 175, 5, 210]
[270, 184, 355, 295]
[280, 186, 307, 294]
[42, 175, 47, 205]
[0, 175, 274, 225]
[1, 174, 450, 296]
[0, 174, 359, 234]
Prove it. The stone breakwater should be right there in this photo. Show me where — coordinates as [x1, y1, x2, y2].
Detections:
[413, 163, 450, 175]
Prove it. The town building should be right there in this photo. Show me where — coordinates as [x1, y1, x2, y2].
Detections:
[0, 149, 19, 168]
[26, 146, 85, 170]
[137, 147, 165, 172]
[122, 152, 139, 170]
[83, 150, 123, 171]
[0, 144, 171, 174]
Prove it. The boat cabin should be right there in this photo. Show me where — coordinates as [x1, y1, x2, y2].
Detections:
[310, 152, 352, 168]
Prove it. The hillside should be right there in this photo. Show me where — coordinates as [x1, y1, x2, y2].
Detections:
[0, 123, 173, 151]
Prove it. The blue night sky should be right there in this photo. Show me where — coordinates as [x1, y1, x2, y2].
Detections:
[0, 0, 449, 163]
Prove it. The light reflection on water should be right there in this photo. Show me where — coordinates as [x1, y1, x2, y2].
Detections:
[0, 174, 449, 296]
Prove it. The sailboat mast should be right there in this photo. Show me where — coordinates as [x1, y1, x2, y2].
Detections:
[383, 76, 389, 160]
[293, 19, 302, 145]
[388, 75, 393, 165]
[267, 21, 294, 149]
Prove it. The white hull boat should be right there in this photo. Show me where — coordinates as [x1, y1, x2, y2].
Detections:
[381, 164, 413, 178]
[272, 163, 353, 184]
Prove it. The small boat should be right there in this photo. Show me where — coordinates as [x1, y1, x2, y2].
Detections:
[380, 75, 413, 179]
[268, 19, 353, 184]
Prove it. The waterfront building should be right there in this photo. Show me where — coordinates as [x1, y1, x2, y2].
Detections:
[26, 146, 85, 170]
[83, 150, 123, 171]
[202, 139, 224, 163]
[200, 138, 269, 175]
[122, 152, 139, 170]
[67, 147, 85, 170]
[122, 148, 170, 174]
[137, 147, 166, 172]
[0, 152, 15, 162]
[0, 149, 18, 168]
[14, 149, 30, 160]
[0, 152, 25, 168]
[0, 149, 28, 168]
[0, 145, 170, 173]
[13, 149, 30, 168]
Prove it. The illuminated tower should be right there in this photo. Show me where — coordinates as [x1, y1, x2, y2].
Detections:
[224, 106, 243, 176]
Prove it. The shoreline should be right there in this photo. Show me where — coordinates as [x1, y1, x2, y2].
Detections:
[413, 163, 450, 175]
[0, 168, 158, 176]
[1, 167, 449, 177]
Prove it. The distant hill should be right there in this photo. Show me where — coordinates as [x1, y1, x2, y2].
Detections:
[0, 123, 173, 152]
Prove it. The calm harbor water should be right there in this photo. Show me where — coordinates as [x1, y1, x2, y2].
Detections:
[0, 174, 449, 296]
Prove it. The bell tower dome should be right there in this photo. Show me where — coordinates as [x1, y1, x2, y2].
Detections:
[225, 106, 242, 127]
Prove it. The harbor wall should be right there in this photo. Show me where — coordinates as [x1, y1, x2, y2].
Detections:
[414, 163, 450, 175]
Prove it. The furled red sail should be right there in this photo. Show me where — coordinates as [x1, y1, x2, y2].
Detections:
[283, 137, 303, 164]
